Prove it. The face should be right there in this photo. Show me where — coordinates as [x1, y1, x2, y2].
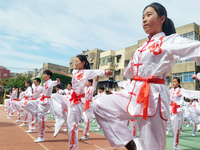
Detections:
[67, 84, 72, 90]
[34, 80, 39, 86]
[86, 81, 91, 87]
[56, 87, 60, 91]
[42, 73, 50, 81]
[25, 82, 29, 87]
[99, 89, 103, 93]
[19, 89, 22, 93]
[75, 57, 85, 70]
[142, 7, 165, 37]
[172, 79, 180, 88]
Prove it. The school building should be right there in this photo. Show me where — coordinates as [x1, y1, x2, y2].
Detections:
[69, 22, 200, 91]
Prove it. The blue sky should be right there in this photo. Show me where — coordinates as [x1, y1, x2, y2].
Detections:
[1, 0, 200, 73]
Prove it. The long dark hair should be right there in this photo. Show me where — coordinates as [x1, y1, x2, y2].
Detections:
[26, 80, 33, 93]
[143, 2, 176, 36]
[173, 77, 181, 88]
[76, 55, 90, 69]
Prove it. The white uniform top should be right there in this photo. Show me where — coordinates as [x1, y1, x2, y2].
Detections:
[121, 32, 200, 120]
[18, 91, 25, 100]
[31, 84, 43, 99]
[85, 80, 98, 101]
[195, 73, 200, 80]
[64, 89, 73, 99]
[117, 79, 132, 89]
[10, 90, 18, 100]
[24, 86, 33, 100]
[71, 69, 107, 104]
[93, 92, 106, 100]
[183, 89, 200, 100]
[170, 87, 184, 113]
[190, 100, 200, 109]
[40, 79, 60, 104]
[56, 89, 64, 95]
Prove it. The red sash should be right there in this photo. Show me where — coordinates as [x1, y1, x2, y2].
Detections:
[40, 95, 51, 102]
[11, 99, 17, 101]
[133, 76, 165, 120]
[69, 91, 84, 104]
[84, 100, 92, 111]
[170, 101, 180, 114]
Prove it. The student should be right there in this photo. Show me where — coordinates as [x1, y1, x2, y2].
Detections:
[67, 54, 112, 150]
[92, 2, 200, 150]
[169, 77, 184, 149]
[7, 87, 18, 119]
[14, 87, 25, 122]
[80, 77, 98, 140]
[25, 78, 43, 133]
[56, 84, 64, 95]
[34, 70, 60, 143]
[17, 80, 33, 127]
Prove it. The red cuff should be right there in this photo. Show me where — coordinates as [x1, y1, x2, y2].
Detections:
[195, 75, 199, 81]
[104, 70, 108, 76]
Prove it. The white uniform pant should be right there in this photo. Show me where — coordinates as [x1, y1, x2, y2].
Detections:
[189, 107, 200, 124]
[51, 94, 70, 128]
[82, 106, 93, 136]
[15, 100, 28, 123]
[67, 102, 84, 150]
[92, 94, 167, 150]
[4, 99, 10, 109]
[9, 100, 17, 117]
[11, 101, 21, 119]
[26, 100, 39, 117]
[170, 112, 182, 149]
[130, 120, 138, 138]
[38, 103, 50, 137]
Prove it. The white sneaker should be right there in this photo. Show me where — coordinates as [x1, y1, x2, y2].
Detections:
[192, 133, 195, 137]
[80, 135, 89, 140]
[34, 137, 45, 143]
[26, 129, 35, 133]
[15, 120, 21, 123]
[19, 123, 28, 127]
[63, 128, 67, 132]
[7, 116, 13, 119]
[173, 145, 180, 150]
[95, 128, 102, 131]
[186, 124, 191, 127]
[53, 119, 64, 137]
[91, 119, 96, 123]
[197, 123, 200, 132]
[5, 109, 8, 112]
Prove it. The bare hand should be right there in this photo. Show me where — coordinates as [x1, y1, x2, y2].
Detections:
[191, 75, 196, 80]
[94, 76, 98, 81]
[106, 70, 113, 76]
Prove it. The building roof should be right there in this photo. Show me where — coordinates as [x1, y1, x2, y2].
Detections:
[0, 65, 7, 69]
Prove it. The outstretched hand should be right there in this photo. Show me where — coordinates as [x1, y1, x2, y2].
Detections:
[191, 75, 196, 80]
[106, 70, 113, 76]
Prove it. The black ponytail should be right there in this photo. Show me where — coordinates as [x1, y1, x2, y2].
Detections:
[143, 2, 176, 36]
[76, 55, 90, 69]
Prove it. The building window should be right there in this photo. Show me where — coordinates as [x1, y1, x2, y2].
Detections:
[115, 70, 121, 76]
[90, 63, 94, 69]
[124, 60, 129, 67]
[100, 56, 114, 65]
[172, 72, 195, 82]
[181, 32, 194, 40]
[57, 68, 61, 71]
[165, 76, 171, 85]
[70, 69, 73, 74]
[175, 59, 193, 64]
[116, 56, 121, 63]
[3, 73, 7, 77]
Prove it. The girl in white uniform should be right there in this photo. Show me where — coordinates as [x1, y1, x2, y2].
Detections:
[68, 55, 112, 150]
[169, 77, 184, 150]
[80, 77, 98, 140]
[25, 78, 43, 133]
[34, 70, 60, 143]
[92, 2, 200, 150]
[14, 88, 25, 122]
[7, 87, 18, 119]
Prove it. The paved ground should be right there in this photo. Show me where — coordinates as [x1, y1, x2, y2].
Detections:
[0, 105, 199, 150]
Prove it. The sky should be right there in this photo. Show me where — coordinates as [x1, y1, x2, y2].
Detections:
[1, 0, 200, 73]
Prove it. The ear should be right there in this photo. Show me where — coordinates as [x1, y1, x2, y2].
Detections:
[160, 15, 166, 24]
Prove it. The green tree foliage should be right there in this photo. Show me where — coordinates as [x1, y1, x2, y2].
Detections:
[0, 76, 30, 89]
